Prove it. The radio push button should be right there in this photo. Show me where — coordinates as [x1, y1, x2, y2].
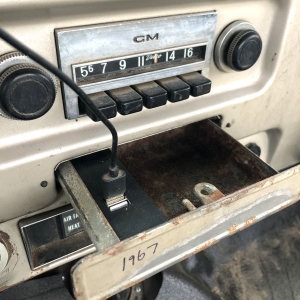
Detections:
[133, 82, 167, 109]
[80, 92, 117, 121]
[156, 77, 190, 103]
[107, 87, 143, 115]
[179, 72, 211, 97]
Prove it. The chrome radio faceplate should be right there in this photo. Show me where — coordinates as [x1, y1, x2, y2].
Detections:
[55, 12, 217, 119]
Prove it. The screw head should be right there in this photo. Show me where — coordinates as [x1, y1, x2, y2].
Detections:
[246, 142, 261, 157]
[40, 181, 48, 188]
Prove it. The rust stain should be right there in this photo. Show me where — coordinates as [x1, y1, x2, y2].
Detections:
[74, 290, 84, 297]
[194, 184, 225, 205]
[253, 181, 264, 189]
[117, 120, 275, 220]
[172, 219, 180, 226]
[242, 217, 257, 230]
[199, 190, 225, 205]
[232, 189, 249, 202]
[205, 206, 213, 213]
[172, 213, 187, 225]
[221, 199, 234, 207]
[103, 243, 124, 256]
[196, 239, 218, 252]
[0, 286, 8, 292]
[0, 277, 28, 293]
[209, 190, 224, 202]
[123, 278, 144, 291]
[228, 224, 238, 235]
[0, 285, 9, 292]
[87, 254, 94, 262]
[254, 176, 276, 190]
[139, 232, 147, 241]
[278, 202, 292, 211]
[180, 239, 219, 262]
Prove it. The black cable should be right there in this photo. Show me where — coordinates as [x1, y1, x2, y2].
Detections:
[0, 28, 119, 176]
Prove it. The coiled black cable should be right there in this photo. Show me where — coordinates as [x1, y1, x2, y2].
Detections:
[0, 28, 119, 176]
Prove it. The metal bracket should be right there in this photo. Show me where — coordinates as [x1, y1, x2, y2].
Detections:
[193, 182, 225, 205]
[56, 161, 119, 252]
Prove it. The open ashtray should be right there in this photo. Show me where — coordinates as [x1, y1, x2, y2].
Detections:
[117, 119, 277, 219]
[53, 119, 300, 299]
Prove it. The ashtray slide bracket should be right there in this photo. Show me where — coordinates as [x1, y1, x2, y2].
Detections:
[56, 161, 119, 251]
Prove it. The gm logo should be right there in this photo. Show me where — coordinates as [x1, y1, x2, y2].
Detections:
[133, 33, 159, 43]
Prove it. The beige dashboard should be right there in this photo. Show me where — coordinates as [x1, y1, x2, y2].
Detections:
[0, 0, 299, 297]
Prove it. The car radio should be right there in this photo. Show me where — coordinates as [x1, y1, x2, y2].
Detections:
[55, 12, 217, 119]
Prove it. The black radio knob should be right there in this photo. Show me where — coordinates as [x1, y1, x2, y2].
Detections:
[214, 21, 262, 73]
[227, 30, 262, 71]
[0, 56, 56, 120]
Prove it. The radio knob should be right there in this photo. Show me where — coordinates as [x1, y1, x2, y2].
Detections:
[214, 21, 262, 72]
[227, 30, 262, 71]
[0, 53, 56, 120]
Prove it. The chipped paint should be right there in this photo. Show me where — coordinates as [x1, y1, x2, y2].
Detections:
[242, 217, 257, 230]
[228, 224, 238, 235]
